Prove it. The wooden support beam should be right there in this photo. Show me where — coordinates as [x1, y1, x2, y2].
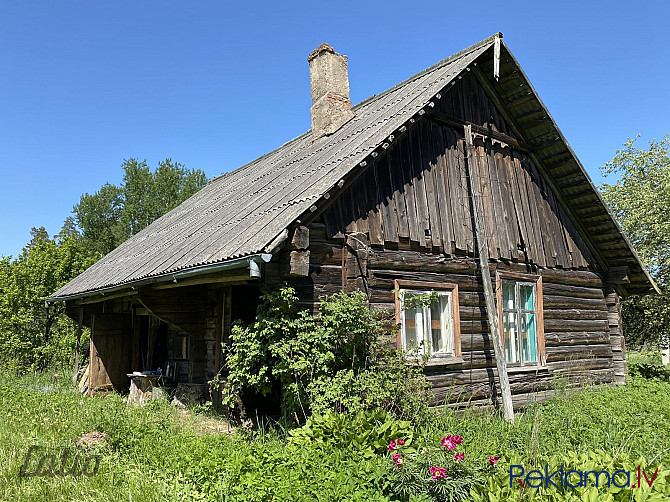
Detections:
[151, 273, 252, 290]
[72, 308, 83, 386]
[464, 125, 514, 422]
[426, 109, 531, 153]
[606, 266, 630, 284]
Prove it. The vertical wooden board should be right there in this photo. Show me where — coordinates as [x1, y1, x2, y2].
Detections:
[524, 155, 557, 267]
[418, 121, 443, 250]
[493, 144, 521, 257]
[443, 126, 465, 250]
[521, 155, 549, 267]
[505, 150, 533, 261]
[377, 153, 399, 243]
[486, 142, 512, 259]
[388, 142, 410, 239]
[366, 165, 385, 245]
[399, 132, 424, 246]
[534, 162, 570, 268]
[513, 151, 544, 266]
[90, 313, 132, 391]
[409, 125, 431, 247]
[473, 138, 498, 257]
[444, 127, 472, 252]
[430, 121, 454, 252]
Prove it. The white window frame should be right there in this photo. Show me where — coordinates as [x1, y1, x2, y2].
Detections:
[394, 280, 461, 360]
[500, 278, 541, 367]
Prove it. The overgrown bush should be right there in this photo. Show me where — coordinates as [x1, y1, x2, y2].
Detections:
[629, 362, 670, 382]
[288, 409, 413, 457]
[215, 286, 432, 420]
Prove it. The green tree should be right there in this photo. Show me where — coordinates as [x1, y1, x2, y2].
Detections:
[74, 158, 207, 255]
[0, 230, 99, 371]
[600, 134, 670, 348]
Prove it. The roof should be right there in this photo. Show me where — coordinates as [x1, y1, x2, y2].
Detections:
[50, 34, 656, 300]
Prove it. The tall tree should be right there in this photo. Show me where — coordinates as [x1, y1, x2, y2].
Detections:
[73, 158, 207, 255]
[600, 134, 670, 349]
[0, 230, 99, 371]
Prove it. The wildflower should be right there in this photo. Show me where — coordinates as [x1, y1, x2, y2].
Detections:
[429, 466, 448, 480]
[487, 455, 500, 466]
[441, 436, 455, 450]
[397, 438, 405, 445]
[450, 435, 463, 445]
[421, 447, 428, 454]
[453, 452, 464, 462]
[388, 440, 397, 451]
[392, 453, 404, 466]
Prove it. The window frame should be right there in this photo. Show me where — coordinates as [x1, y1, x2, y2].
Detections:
[394, 280, 462, 360]
[495, 272, 546, 368]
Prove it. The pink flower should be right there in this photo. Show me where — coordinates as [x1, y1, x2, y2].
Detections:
[450, 435, 463, 445]
[392, 453, 404, 466]
[441, 436, 455, 450]
[453, 452, 464, 462]
[488, 456, 500, 466]
[429, 466, 448, 480]
[388, 440, 397, 451]
[397, 438, 405, 445]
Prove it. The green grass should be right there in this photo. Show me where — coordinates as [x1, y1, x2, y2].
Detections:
[1, 372, 669, 501]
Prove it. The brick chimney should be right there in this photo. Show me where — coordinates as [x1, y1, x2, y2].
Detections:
[308, 43, 354, 140]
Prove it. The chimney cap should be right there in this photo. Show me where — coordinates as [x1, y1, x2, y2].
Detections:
[308, 43, 336, 62]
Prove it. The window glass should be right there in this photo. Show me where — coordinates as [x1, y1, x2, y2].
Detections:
[502, 282, 515, 310]
[401, 290, 454, 357]
[430, 294, 452, 354]
[521, 313, 536, 363]
[502, 311, 518, 364]
[520, 284, 534, 311]
[501, 279, 539, 366]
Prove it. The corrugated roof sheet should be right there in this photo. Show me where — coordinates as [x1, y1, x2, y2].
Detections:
[51, 35, 496, 299]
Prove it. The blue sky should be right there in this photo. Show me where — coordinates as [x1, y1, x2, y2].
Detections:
[1, 1, 668, 258]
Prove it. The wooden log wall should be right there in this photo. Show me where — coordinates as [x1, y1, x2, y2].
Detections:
[605, 286, 626, 384]
[283, 234, 617, 407]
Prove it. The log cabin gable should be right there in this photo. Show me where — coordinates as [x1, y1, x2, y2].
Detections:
[321, 71, 596, 272]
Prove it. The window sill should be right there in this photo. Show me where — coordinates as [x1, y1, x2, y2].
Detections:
[419, 355, 465, 367]
[506, 365, 548, 374]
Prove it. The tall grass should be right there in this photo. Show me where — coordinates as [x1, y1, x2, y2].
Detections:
[0, 371, 668, 501]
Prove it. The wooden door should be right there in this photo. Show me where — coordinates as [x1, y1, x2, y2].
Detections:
[90, 313, 132, 393]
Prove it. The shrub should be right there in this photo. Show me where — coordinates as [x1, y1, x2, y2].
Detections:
[288, 409, 413, 457]
[215, 286, 431, 420]
[628, 362, 670, 382]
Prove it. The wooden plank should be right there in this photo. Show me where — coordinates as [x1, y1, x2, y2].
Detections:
[429, 121, 454, 252]
[399, 137, 423, 246]
[418, 121, 443, 250]
[388, 142, 410, 239]
[364, 167, 384, 245]
[409, 125, 431, 247]
[378, 153, 399, 243]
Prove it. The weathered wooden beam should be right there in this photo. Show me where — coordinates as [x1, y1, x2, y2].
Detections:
[151, 273, 253, 290]
[75, 289, 138, 305]
[290, 225, 310, 250]
[426, 109, 531, 153]
[287, 250, 310, 277]
[606, 266, 630, 284]
[464, 124, 514, 422]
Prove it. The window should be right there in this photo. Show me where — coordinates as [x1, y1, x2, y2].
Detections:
[394, 281, 461, 359]
[498, 276, 544, 366]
